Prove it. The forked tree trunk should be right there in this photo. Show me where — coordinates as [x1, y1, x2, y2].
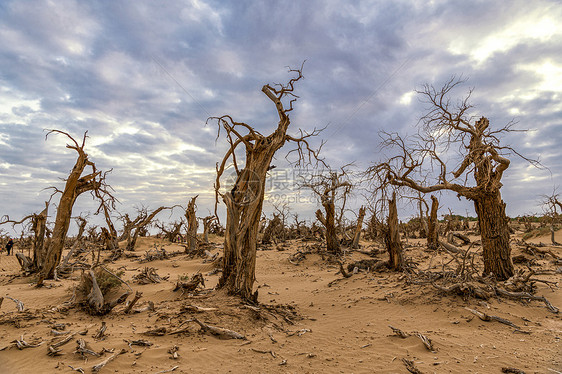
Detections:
[427, 195, 439, 250]
[473, 191, 513, 279]
[385, 192, 403, 271]
[351, 206, 366, 249]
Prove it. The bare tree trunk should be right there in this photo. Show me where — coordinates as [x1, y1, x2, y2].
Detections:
[219, 167, 267, 302]
[385, 192, 403, 271]
[474, 191, 513, 279]
[427, 195, 439, 250]
[201, 216, 215, 244]
[316, 199, 339, 253]
[351, 206, 366, 249]
[32, 202, 48, 271]
[186, 196, 198, 252]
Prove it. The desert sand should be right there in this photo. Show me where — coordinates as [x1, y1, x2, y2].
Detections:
[0, 231, 560, 374]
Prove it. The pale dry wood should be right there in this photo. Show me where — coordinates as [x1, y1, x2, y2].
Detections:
[124, 291, 142, 314]
[464, 307, 520, 329]
[388, 325, 409, 338]
[91, 348, 126, 372]
[5, 296, 24, 312]
[192, 318, 246, 340]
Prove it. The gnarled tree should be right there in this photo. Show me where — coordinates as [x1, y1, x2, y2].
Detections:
[38, 130, 114, 286]
[212, 65, 321, 301]
[367, 78, 539, 280]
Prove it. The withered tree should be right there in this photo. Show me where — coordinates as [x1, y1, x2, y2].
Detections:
[351, 206, 366, 249]
[125, 206, 174, 251]
[541, 190, 562, 245]
[212, 65, 321, 301]
[302, 167, 352, 254]
[427, 195, 439, 250]
[201, 215, 217, 243]
[38, 130, 114, 285]
[367, 78, 539, 279]
[385, 192, 404, 270]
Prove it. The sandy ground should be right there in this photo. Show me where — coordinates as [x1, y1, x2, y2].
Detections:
[0, 232, 560, 374]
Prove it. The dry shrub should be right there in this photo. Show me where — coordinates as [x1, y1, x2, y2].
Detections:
[77, 267, 124, 301]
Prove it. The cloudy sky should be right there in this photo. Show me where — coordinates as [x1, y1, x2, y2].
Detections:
[1, 0, 561, 233]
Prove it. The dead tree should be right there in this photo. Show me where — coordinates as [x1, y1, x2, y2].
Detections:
[201, 216, 216, 243]
[32, 203, 49, 270]
[385, 192, 404, 270]
[156, 221, 183, 242]
[427, 195, 439, 250]
[212, 64, 321, 301]
[366, 78, 540, 280]
[1, 205, 49, 271]
[185, 196, 198, 252]
[302, 168, 352, 253]
[262, 213, 283, 244]
[38, 130, 114, 285]
[351, 206, 366, 249]
[541, 190, 561, 245]
[126, 206, 173, 251]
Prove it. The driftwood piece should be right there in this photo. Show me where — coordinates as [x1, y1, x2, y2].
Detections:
[402, 358, 423, 374]
[14, 335, 43, 350]
[142, 327, 167, 336]
[133, 267, 166, 284]
[155, 366, 179, 374]
[68, 365, 85, 374]
[338, 261, 352, 278]
[432, 281, 494, 300]
[168, 345, 180, 359]
[93, 322, 107, 340]
[5, 296, 24, 312]
[132, 301, 156, 314]
[173, 273, 205, 295]
[126, 339, 153, 348]
[388, 325, 409, 338]
[91, 348, 126, 372]
[49, 332, 76, 349]
[192, 318, 246, 340]
[180, 304, 218, 313]
[87, 270, 104, 312]
[464, 307, 521, 329]
[502, 368, 526, 374]
[415, 332, 436, 352]
[452, 232, 471, 245]
[124, 291, 142, 314]
[439, 240, 462, 254]
[74, 338, 100, 358]
[494, 288, 559, 313]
